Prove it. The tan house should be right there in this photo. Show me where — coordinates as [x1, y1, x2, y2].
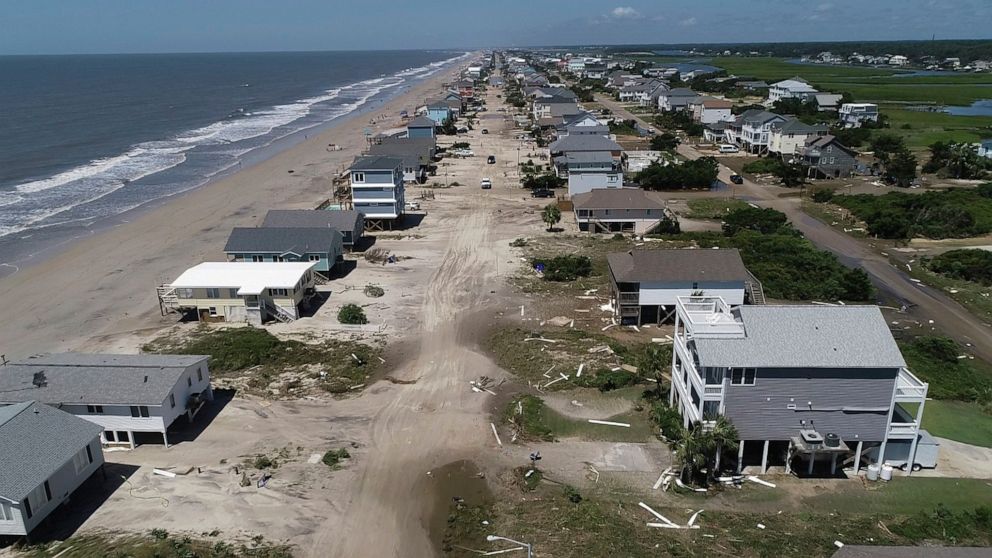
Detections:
[157, 262, 317, 324]
[572, 189, 672, 234]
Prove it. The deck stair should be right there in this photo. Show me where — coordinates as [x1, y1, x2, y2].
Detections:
[745, 270, 766, 305]
[263, 299, 296, 323]
[157, 285, 180, 315]
[313, 274, 329, 286]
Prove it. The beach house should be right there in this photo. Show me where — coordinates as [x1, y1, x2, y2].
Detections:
[767, 78, 818, 103]
[368, 137, 436, 184]
[839, 103, 880, 128]
[0, 353, 213, 449]
[0, 402, 104, 537]
[669, 299, 930, 476]
[768, 119, 829, 156]
[349, 155, 406, 227]
[607, 249, 758, 325]
[801, 135, 858, 179]
[657, 88, 698, 112]
[560, 152, 623, 196]
[261, 209, 364, 249]
[157, 262, 318, 324]
[426, 102, 452, 126]
[730, 109, 789, 154]
[688, 97, 735, 124]
[572, 189, 670, 234]
[406, 116, 437, 139]
[223, 227, 343, 274]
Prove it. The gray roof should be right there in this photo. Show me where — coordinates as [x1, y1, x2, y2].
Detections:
[548, 103, 582, 117]
[262, 209, 362, 231]
[369, 137, 435, 167]
[0, 353, 210, 406]
[572, 189, 666, 211]
[694, 306, 907, 369]
[224, 227, 342, 254]
[0, 402, 103, 502]
[666, 88, 697, 97]
[806, 135, 856, 154]
[832, 546, 992, 558]
[740, 109, 787, 125]
[407, 116, 436, 128]
[549, 134, 622, 154]
[565, 151, 615, 164]
[350, 155, 403, 171]
[772, 118, 828, 134]
[608, 249, 748, 284]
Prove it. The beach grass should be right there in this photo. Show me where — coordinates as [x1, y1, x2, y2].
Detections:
[921, 400, 992, 448]
[684, 197, 750, 219]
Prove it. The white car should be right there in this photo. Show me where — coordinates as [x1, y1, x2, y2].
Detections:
[480, 177, 492, 189]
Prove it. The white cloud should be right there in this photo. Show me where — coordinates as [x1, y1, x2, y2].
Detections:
[679, 16, 697, 26]
[610, 6, 643, 20]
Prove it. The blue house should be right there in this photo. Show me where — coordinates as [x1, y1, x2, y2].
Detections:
[426, 103, 452, 126]
[407, 116, 437, 139]
[224, 227, 344, 274]
[349, 156, 405, 229]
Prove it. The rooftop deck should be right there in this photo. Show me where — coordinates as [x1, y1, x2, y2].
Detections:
[675, 296, 746, 338]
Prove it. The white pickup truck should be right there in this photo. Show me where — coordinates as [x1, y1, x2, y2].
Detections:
[480, 177, 492, 189]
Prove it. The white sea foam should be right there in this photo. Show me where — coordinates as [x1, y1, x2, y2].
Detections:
[0, 52, 467, 240]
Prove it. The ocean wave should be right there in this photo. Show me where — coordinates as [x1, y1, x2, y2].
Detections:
[0, 52, 467, 240]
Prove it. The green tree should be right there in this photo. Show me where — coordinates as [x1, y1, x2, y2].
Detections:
[669, 416, 739, 486]
[870, 133, 906, 165]
[541, 203, 561, 232]
[650, 132, 681, 151]
[774, 160, 808, 188]
[886, 149, 918, 187]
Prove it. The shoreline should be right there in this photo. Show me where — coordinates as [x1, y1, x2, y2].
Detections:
[0, 60, 466, 359]
[0, 55, 468, 279]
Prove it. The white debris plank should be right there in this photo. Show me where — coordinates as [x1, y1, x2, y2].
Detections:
[638, 502, 677, 527]
[747, 476, 777, 488]
[576, 363, 585, 377]
[490, 423, 503, 446]
[588, 419, 631, 428]
[152, 469, 176, 478]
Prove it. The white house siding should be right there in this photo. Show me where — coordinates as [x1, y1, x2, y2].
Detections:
[638, 281, 745, 307]
[567, 172, 623, 197]
[0, 436, 104, 536]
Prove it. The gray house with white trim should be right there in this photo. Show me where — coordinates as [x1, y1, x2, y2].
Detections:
[670, 299, 930, 476]
[0, 401, 104, 537]
[261, 209, 364, 249]
[224, 227, 343, 274]
[0, 353, 213, 448]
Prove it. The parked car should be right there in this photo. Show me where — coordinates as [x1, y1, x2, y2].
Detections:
[480, 177, 492, 189]
[487, 155, 496, 164]
[405, 201, 421, 211]
[481, 128, 489, 134]
[729, 174, 744, 184]
[531, 189, 554, 198]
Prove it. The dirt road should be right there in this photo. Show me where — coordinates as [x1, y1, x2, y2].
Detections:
[597, 94, 992, 363]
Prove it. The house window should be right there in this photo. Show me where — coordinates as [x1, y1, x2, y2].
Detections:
[308, 255, 321, 262]
[170, 393, 176, 408]
[274, 255, 286, 262]
[702, 401, 720, 418]
[206, 288, 220, 299]
[43, 481, 51, 502]
[22, 498, 32, 520]
[270, 288, 288, 296]
[86, 405, 104, 414]
[0, 501, 12, 521]
[730, 368, 756, 385]
[208, 306, 219, 317]
[353, 172, 365, 183]
[177, 288, 193, 298]
[251, 255, 264, 262]
[197, 368, 203, 382]
[228, 288, 238, 298]
[130, 405, 149, 418]
[187, 376, 192, 387]
[86, 444, 93, 463]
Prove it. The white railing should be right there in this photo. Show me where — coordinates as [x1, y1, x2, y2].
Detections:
[676, 296, 746, 338]
[895, 368, 928, 401]
[888, 422, 919, 437]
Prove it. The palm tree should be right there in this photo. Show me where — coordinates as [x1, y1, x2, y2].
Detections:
[669, 416, 739, 486]
[541, 203, 561, 232]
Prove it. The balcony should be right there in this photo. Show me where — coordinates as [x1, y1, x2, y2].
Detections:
[895, 368, 928, 402]
[888, 422, 920, 438]
[676, 296, 746, 338]
[618, 292, 639, 304]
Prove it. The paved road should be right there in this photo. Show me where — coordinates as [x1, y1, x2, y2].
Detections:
[597, 94, 992, 363]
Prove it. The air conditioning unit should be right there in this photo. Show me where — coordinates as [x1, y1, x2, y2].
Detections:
[800, 429, 824, 445]
[824, 433, 841, 448]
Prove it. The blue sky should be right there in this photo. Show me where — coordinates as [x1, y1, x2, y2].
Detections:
[0, 0, 989, 54]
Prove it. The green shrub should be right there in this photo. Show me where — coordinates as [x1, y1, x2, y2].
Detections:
[930, 249, 992, 285]
[649, 403, 684, 441]
[721, 207, 792, 236]
[532, 255, 592, 282]
[506, 395, 555, 441]
[742, 158, 784, 174]
[252, 455, 275, 469]
[833, 187, 992, 239]
[363, 284, 385, 298]
[811, 188, 835, 203]
[575, 368, 639, 392]
[900, 336, 992, 400]
[338, 304, 368, 325]
[321, 448, 351, 469]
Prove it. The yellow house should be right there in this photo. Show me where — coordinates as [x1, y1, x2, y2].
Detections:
[158, 262, 317, 324]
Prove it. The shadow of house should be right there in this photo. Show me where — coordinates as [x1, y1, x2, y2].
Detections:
[15, 463, 141, 545]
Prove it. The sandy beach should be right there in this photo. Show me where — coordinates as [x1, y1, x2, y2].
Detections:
[0, 63, 463, 359]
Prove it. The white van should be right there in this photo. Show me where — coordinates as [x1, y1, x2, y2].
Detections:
[719, 144, 740, 154]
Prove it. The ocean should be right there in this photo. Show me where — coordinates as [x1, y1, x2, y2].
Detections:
[0, 50, 466, 272]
